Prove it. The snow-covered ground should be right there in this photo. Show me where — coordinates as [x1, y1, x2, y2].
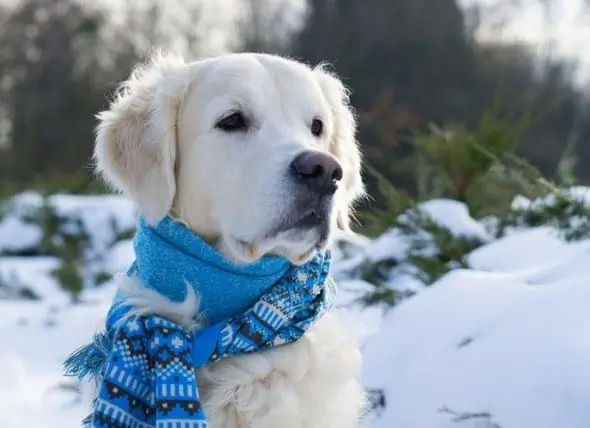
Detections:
[1, 191, 590, 428]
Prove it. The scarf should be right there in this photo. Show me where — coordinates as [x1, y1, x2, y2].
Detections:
[64, 216, 334, 428]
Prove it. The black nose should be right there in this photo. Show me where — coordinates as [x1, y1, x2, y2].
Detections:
[290, 150, 343, 195]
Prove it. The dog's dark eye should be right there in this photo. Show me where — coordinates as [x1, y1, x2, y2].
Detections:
[311, 118, 324, 137]
[216, 112, 248, 132]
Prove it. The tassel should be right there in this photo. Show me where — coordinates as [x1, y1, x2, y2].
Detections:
[63, 332, 112, 381]
[81, 412, 93, 427]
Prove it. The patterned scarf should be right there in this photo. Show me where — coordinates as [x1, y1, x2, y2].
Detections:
[64, 216, 334, 428]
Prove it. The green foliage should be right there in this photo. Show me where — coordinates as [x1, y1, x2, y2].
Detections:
[353, 200, 488, 309]
[498, 190, 590, 242]
[115, 226, 136, 242]
[358, 163, 416, 237]
[0, 172, 107, 201]
[554, 136, 579, 188]
[94, 271, 113, 287]
[353, 106, 590, 308]
[0, 193, 135, 300]
[77, 13, 103, 35]
[408, 107, 536, 217]
[52, 261, 83, 301]
[0, 270, 40, 300]
[399, 209, 484, 285]
[417, 110, 524, 197]
[358, 285, 398, 307]
[475, 141, 590, 241]
[36, 203, 89, 299]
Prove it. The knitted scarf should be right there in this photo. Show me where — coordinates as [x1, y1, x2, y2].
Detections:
[64, 216, 334, 428]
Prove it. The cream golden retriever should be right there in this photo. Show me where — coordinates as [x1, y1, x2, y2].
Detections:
[94, 51, 366, 428]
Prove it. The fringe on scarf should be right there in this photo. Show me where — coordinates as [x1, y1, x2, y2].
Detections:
[63, 331, 112, 382]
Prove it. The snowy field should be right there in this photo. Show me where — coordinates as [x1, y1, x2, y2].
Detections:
[1, 191, 590, 428]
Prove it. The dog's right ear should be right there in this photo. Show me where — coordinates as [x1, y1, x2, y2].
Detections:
[94, 53, 190, 224]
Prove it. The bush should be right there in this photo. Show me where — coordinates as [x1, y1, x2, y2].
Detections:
[0, 171, 107, 201]
[353, 199, 489, 308]
[499, 188, 590, 241]
[0, 192, 137, 300]
[352, 108, 590, 309]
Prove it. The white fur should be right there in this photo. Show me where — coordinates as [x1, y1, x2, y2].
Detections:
[94, 51, 367, 428]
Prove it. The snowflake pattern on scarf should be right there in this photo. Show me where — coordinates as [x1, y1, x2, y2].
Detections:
[65, 235, 334, 428]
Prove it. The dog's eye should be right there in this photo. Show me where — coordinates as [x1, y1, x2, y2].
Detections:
[216, 112, 248, 132]
[310, 118, 324, 137]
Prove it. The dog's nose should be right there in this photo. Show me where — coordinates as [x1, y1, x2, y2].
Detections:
[290, 150, 343, 195]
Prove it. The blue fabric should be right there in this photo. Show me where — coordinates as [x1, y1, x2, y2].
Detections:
[126, 215, 292, 324]
[64, 215, 334, 428]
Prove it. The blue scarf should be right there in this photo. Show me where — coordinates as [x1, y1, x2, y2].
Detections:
[64, 216, 333, 428]
[125, 216, 295, 324]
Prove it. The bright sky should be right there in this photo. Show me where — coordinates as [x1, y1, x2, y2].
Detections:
[10, 0, 590, 84]
[221, 0, 590, 85]
[460, 0, 590, 85]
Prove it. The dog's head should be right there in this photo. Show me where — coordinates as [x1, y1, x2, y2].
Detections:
[95, 52, 364, 264]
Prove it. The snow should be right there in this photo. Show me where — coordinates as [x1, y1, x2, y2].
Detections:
[0, 216, 43, 253]
[512, 186, 590, 210]
[101, 239, 134, 275]
[0, 286, 115, 428]
[1, 191, 590, 428]
[416, 199, 492, 242]
[360, 200, 590, 428]
[366, 199, 492, 265]
[468, 226, 590, 272]
[362, 269, 590, 428]
[367, 228, 409, 262]
[45, 193, 138, 264]
[0, 257, 64, 302]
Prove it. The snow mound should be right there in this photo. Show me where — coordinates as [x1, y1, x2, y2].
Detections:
[0, 192, 138, 297]
[363, 210, 590, 428]
[468, 226, 590, 272]
[417, 199, 491, 242]
[0, 216, 43, 254]
[1, 190, 590, 428]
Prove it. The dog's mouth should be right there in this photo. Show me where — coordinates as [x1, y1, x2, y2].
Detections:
[275, 196, 332, 235]
[225, 197, 333, 264]
[291, 210, 326, 230]
[229, 224, 328, 264]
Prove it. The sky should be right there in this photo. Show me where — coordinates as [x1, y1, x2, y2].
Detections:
[211, 0, 590, 85]
[6, 0, 590, 85]
[460, 0, 590, 85]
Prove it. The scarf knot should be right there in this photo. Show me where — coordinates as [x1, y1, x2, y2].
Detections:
[64, 216, 334, 428]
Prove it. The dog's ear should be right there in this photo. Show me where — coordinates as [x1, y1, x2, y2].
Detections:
[94, 53, 190, 224]
[313, 66, 365, 231]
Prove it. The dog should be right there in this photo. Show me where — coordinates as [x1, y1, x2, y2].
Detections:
[93, 51, 366, 428]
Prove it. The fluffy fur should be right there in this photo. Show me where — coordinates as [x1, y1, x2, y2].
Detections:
[94, 51, 367, 428]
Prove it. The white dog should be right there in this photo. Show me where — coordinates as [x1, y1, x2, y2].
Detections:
[94, 51, 366, 428]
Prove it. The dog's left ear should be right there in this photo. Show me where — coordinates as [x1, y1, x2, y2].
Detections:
[94, 52, 190, 224]
[314, 66, 365, 231]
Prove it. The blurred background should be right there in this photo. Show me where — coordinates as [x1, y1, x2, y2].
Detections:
[2, 1, 590, 427]
[0, 0, 589, 205]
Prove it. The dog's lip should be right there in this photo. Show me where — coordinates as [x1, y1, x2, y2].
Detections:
[273, 196, 332, 234]
[294, 212, 324, 228]
[272, 212, 328, 236]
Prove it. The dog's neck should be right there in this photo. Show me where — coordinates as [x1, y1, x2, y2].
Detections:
[168, 207, 269, 264]
[168, 200, 316, 266]
[168, 205, 315, 266]
[169, 205, 220, 246]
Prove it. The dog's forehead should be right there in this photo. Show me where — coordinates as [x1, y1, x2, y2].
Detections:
[190, 54, 325, 106]
[199, 54, 312, 83]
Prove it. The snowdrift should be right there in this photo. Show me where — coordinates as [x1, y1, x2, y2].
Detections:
[1, 191, 590, 428]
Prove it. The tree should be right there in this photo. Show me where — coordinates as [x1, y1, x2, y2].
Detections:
[0, 0, 211, 192]
[286, 0, 590, 202]
[289, 0, 482, 194]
